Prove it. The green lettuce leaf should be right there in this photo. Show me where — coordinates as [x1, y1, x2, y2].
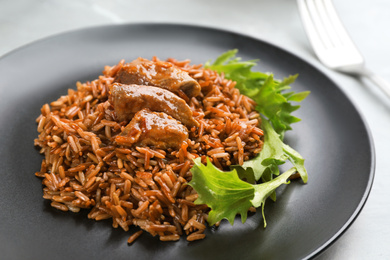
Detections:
[188, 50, 309, 228]
[205, 49, 310, 140]
[234, 117, 308, 183]
[189, 157, 298, 227]
[189, 157, 254, 225]
[251, 168, 296, 227]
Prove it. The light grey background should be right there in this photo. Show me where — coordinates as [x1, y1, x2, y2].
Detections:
[1, 0, 389, 259]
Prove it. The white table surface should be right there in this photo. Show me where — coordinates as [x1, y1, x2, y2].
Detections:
[1, 0, 389, 259]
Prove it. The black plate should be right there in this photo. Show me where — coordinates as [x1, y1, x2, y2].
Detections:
[0, 24, 374, 260]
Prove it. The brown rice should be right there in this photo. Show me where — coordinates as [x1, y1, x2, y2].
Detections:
[34, 56, 264, 243]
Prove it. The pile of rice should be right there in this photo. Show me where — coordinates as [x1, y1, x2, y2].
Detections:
[34, 56, 264, 243]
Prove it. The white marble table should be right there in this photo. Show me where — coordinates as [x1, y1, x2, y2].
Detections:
[1, 0, 389, 259]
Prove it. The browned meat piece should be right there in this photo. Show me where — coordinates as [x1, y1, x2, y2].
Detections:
[110, 83, 199, 128]
[115, 57, 201, 98]
[115, 108, 188, 149]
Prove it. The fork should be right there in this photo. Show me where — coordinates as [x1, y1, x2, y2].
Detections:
[297, 0, 390, 98]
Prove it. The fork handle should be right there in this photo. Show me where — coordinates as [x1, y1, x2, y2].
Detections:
[362, 69, 390, 98]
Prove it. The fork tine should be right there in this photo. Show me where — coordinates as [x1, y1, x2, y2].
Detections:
[322, 0, 357, 48]
[298, 0, 363, 63]
[305, 0, 334, 49]
[313, 0, 343, 47]
[298, 0, 358, 50]
[297, 0, 327, 53]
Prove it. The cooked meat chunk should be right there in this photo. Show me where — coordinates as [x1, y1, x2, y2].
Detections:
[115, 57, 201, 98]
[115, 108, 188, 149]
[110, 83, 199, 128]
